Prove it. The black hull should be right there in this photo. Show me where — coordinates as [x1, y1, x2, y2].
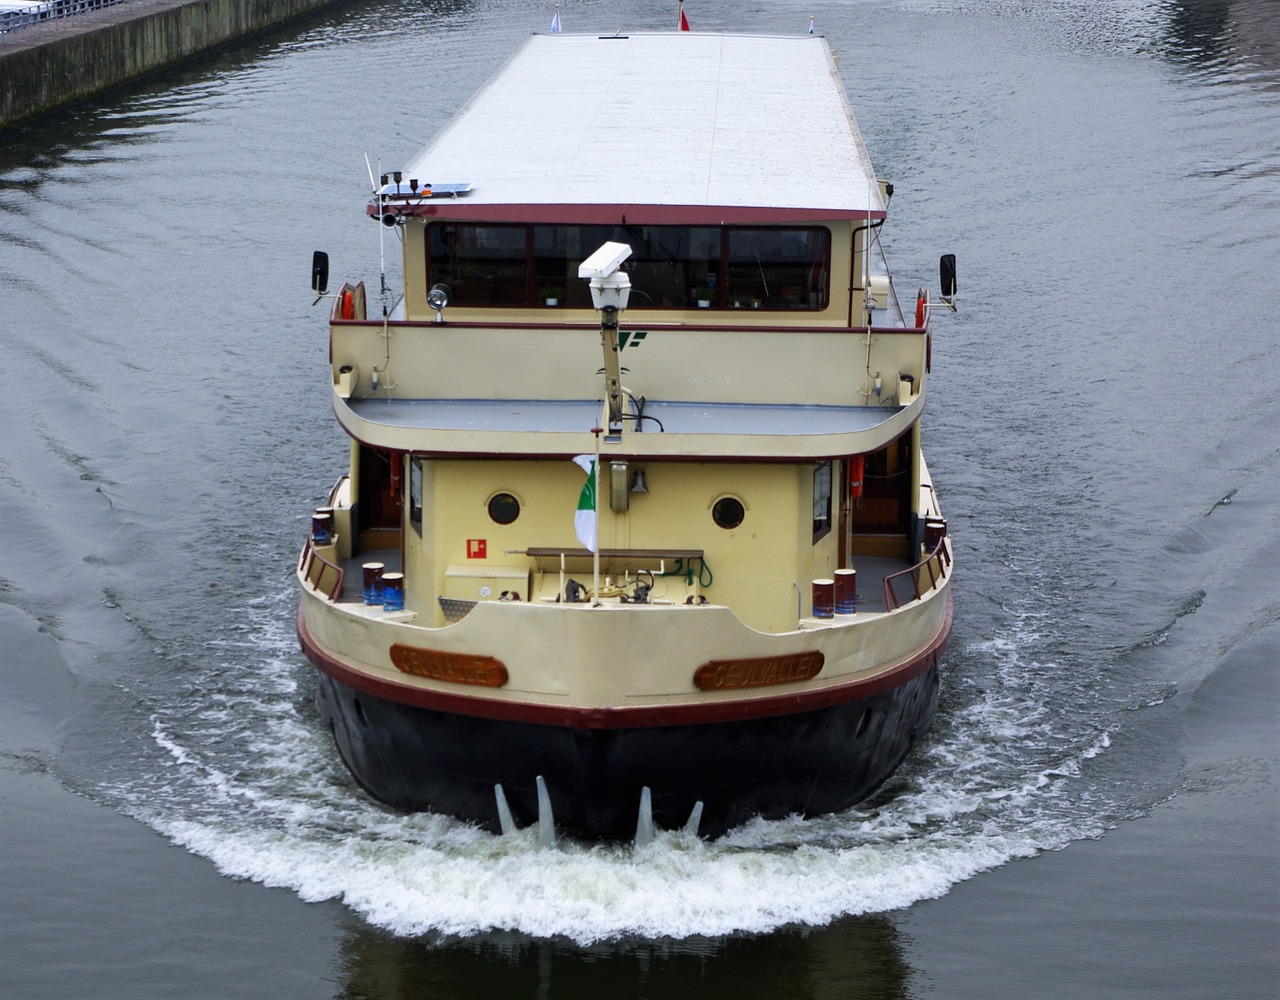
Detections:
[313, 662, 941, 841]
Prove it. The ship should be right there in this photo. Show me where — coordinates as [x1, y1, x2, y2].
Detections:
[297, 30, 956, 842]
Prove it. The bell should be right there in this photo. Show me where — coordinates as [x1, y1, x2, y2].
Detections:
[630, 469, 648, 494]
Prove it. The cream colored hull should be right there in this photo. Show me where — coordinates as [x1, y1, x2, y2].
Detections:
[296, 551, 951, 839]
[299, 567, 951, 717]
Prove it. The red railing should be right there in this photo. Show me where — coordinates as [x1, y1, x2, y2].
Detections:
[883, 533, 951, 611]
[298, 537, 344, 602]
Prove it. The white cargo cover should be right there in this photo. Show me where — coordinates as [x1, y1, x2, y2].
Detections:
[400, 33, 885, 220]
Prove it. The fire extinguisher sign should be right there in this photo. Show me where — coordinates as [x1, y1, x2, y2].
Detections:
[466, 539, 487, 559]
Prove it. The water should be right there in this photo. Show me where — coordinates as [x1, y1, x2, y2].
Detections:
[2, 0, 1277, 994]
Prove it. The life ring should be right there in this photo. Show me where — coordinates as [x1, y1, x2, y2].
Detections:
[849, 454, 864, 500]
[914, 289, 927, 328]
[340, 289, 355, 320]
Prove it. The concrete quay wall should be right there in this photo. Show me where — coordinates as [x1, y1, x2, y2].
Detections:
[1, 0, 344, 129]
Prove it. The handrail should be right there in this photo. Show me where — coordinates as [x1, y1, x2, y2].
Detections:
[522, 546, 708, 601]
[883, 536, 951, 611]
[327, 315, 925, 334]
[299, 536, 344, 602]
[523, 547, 703, 560]
[1, 0, 125, 39]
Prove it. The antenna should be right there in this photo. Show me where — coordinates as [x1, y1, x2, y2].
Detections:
[865, 180, 873, 326]
[864, 180, 879, 397]
[371, 157, 390, 317]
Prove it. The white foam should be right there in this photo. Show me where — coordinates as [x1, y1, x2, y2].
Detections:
[120, 589, 1131, 942]
[156, 811, 1040, 943]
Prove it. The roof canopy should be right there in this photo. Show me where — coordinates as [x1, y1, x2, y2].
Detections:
[397, 33, 886, 224]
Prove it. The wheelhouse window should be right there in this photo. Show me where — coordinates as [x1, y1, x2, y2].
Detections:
[428, 223, 830, 310]
[429, 225, 528, 305]
[726, 228, 829, 310]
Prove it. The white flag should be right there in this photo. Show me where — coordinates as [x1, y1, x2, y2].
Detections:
[572, 455, 597, 552]
[550, 8, 561, 32]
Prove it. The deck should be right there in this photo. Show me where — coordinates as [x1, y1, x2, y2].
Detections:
[312, 545, 908, 624]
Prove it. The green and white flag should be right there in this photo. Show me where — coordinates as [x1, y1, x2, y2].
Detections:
[572, 454, 597, 552]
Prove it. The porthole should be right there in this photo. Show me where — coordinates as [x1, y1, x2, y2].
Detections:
[487, 492, 521, 525]
[711, 496, 745, 530]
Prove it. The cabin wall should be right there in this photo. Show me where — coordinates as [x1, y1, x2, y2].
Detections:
[796, 462, 842, 615]
[330, 322, 927, 409]
[414, 458, 818, 632]
[398, 219, 857, 324]
[830, 224, 855, 323]
[604, 461, 805, 633]
[401, 455, 435, 619]
[402, 219, 428, 321]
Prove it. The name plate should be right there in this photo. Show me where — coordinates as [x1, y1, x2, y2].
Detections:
[693, 651, 824, 691]
[390, 644, 508, 687]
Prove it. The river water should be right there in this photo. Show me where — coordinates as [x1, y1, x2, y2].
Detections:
[1, 0, 1276, 996]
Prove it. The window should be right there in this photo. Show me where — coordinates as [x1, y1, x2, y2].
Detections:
[712, 496, 745, 530]
[409, 457, 423, 535]
[726, 228, 829, 310]
[427, 223, 830, 310]
[812, 462, 832, 542]
[487, 492, 520, 525]
[430, 225, 528, 305]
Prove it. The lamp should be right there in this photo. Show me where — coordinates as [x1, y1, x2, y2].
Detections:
[427, 283, 451, 323]
[577, 241, 632, 312]
[579, 242, 633, 433]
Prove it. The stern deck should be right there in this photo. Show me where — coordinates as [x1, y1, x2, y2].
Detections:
[314, 546, 908, 627]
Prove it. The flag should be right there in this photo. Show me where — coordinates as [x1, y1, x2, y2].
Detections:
[572, 455, 597, 552]
[808, 15, 815, 34]
[550, 6, 561, 32]
[679, 1, 689, 31]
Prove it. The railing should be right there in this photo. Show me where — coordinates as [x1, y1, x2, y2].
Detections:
[524, 547, 707, 603]
[883, 535, 951, 611]
[1, 0, 127, 39]
[298, 536, 344, 602]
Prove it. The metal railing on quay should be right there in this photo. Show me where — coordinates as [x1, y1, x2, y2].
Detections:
[1, 0, 142, 43]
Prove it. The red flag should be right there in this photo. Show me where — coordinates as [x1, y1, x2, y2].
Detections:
[679, 1, 689, 30]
